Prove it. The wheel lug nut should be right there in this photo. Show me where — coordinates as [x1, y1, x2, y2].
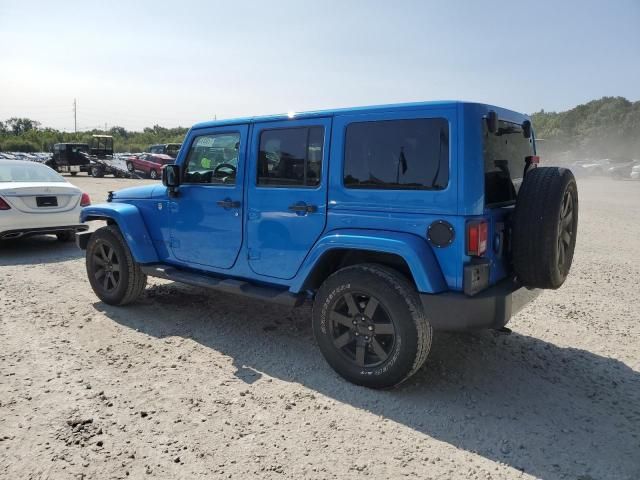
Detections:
[354, 332, 359, 336]
[368, 326, 373, 331]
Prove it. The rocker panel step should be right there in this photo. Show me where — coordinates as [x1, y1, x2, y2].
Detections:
[140, 264, 301, 307]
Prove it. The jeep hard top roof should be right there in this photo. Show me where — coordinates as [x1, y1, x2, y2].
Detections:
[191, 101, 530, 130]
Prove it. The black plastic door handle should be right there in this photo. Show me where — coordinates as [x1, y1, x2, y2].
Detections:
[288, 203, 318, 213]
[216, 199, 241, 209]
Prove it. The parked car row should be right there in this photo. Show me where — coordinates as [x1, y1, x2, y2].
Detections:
[570, 158, 640, 179]
[0, 152, 51, 163]
[0, 143, 182, 181]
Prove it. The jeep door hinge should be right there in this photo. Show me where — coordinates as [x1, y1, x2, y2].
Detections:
[247, 248, 260, 260]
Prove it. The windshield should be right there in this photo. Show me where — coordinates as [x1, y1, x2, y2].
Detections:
[0, 162, 66, 183]
[484, 119, 534, 206]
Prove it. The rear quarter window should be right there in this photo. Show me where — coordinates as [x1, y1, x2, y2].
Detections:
[484, 120, 534, 206]
[343, 118, 449, 190]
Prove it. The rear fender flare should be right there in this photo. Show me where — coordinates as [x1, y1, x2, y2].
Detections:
[292, 229, 447, 294]
[81, 203, 158, 263]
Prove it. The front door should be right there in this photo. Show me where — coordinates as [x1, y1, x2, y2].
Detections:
[247, 118, 332, 279]
[169, 125, 247, 269]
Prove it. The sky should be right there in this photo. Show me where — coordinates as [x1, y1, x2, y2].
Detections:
[1, 0, 639, 131]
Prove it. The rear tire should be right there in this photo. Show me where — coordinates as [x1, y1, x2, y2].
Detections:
[126, 161, 135, 172]
[512, 167, 578, 289]
[149, 169, 159, 180]
[313, 264, 432, 388]
[85, 225, 147, 305]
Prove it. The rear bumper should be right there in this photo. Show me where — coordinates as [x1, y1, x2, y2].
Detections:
[0, 224, 88, 240]
[420, 277, 540, 331]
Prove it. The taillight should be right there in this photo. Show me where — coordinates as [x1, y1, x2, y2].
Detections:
[525, 155, 540, 165]
[467, 220, 488, 257]
[0, 197, 11, 210]
[80, 193, 91, 207]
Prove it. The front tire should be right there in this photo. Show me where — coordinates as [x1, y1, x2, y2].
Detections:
[313, 264, 432, 389]
[85, 225, 147, 305]
[126, 161, 135, 172]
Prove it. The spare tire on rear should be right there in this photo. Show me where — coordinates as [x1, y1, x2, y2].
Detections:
[512, 167, 578, 289]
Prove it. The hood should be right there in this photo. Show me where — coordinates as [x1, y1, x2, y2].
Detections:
[110, 184, 159, 200]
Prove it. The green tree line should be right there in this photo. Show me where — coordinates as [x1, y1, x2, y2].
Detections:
[0, 119, 188, 153]
[531, 96, 640, 161]
[2, 96, 639, 160]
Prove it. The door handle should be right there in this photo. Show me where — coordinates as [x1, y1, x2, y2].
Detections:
[216, 198, 241, 209]
[288, 203, 318, 213]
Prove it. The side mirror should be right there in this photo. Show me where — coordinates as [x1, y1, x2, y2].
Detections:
[487, 111, 499, 134]
[522, 120, 532, 139]
[162, 164, 180, 197]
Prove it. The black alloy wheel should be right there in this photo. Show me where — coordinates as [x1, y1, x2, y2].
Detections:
[329, 291, 396, 368]
[92, 240, 121, 293]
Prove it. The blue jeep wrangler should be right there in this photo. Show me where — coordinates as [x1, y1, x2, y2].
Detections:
[77, 101, 578, 388]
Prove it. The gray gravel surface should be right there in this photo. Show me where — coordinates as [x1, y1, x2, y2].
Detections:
[1, 176, 639, 479]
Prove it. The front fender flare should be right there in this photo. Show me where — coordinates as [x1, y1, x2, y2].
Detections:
[81, 203, 158, 264]
[292, 229, 447, 294]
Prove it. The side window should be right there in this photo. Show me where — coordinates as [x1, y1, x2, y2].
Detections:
[343, 118, 449, 190]
[257, 126, 324, 187]
[183, 133, 241, 185]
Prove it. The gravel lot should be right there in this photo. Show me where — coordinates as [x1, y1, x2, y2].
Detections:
[1, 175, 639, 480]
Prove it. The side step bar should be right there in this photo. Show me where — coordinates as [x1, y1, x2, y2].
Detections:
[140, 265, 303, 308]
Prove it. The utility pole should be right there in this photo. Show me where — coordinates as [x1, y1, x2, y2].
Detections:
[73, 98, 77, 134]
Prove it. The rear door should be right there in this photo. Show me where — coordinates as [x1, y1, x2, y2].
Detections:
[168, 125, 248, 269]
[246, 118, 331, 279]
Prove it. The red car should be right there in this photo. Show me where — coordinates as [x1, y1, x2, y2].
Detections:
[126, 153, 174, 179]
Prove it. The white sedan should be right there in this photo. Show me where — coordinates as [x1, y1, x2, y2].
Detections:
[0, 160, 90, 241]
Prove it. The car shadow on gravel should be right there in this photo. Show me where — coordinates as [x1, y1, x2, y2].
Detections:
[98, 283, 640, 480]
[0, 235, 83, 266]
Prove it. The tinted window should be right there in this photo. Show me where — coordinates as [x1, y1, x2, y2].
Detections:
[183, 133, 240, 185]
[484, 120, 534, 205]
[344, 118, 449, 190]
[258, 127, 324, 187]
